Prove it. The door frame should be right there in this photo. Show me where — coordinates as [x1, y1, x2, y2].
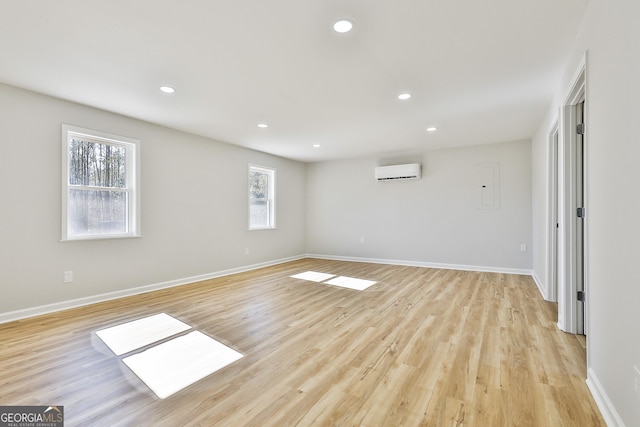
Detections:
[547, 123, 559, 303]
[556, 57, 587, 335]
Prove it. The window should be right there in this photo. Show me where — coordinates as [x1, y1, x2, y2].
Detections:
[61, 124, 140, 240]
[248, 164, 275, 230]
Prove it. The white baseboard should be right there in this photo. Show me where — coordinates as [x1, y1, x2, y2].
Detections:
[306, 253, 534, 276]
[531, 271, 550, 300]
[587, 368, 626, 427]
[0, 255, 305, 325]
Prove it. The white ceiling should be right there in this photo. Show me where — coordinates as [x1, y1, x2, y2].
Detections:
[0, 0, 588, 162]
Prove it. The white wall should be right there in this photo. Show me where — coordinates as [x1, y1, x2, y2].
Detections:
[307, 140, 532, 272]
[531, 0, 640, 425]
[531, 107, 556, 301]
[0, 83, 307, 316]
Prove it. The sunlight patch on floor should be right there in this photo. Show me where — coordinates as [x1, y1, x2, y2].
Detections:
[325, 276, 377, 291]
[95, 313, 244, 399]
[122, 331, 244, 399]
[290, 271, 336, 282]
[291, 271, 377, 290]
[95, 313, 191, 356]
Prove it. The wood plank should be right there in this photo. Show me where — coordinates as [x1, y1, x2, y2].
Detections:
[0, 259, 605, 426]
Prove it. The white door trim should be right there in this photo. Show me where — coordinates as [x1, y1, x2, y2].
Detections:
[557, 54, 587, 334]
[547, 123, 559, 303]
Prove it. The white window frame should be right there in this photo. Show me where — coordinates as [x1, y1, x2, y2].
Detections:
[61, 124, 141, 241]
[248, 164, 276, 230]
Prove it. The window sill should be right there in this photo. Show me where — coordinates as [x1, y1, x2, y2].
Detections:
[61, 234, 142, 242]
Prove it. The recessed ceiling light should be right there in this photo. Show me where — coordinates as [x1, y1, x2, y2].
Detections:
[159, 86, 175, 94]
[313, 144, 321, 148]
[257, 123, 269, 128]
[398, 93, 412, 100]
[426, 127, 438, 132]
[333, 19, 354, 33]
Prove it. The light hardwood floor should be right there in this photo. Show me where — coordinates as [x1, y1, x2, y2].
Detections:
[0, 259, 605, 426]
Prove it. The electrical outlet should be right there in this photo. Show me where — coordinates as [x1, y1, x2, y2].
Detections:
[244, 248, 249, 256]
[633, 366, 640, 403]
[63, 271, 73, 283]
[360, 237, 365, 243]
[520, 244, 527, 252]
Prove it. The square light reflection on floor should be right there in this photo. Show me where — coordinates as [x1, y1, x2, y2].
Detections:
[122, 330, 244, 399]
[290, 271, 336, 282]
[325, 276, 377, 291]
[95, 313, 191, 356]
[291, 271, 377, 291]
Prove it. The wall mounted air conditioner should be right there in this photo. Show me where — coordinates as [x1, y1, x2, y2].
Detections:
[374, 163, 422, 181]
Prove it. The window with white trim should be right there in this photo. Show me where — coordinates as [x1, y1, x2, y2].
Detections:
[248, 164, 275, 230]
[61, 124, 140, 240]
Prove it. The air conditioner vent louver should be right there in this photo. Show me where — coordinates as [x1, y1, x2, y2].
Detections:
[377, 175, 416, 181]
[374, 163, 421, 181]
